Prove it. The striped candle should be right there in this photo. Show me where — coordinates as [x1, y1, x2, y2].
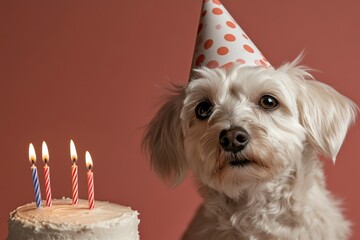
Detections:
[31, 166, 42, 208]
[87, 169, 95, 209]
[43, 165, 52, 207]
[71, 164, 79, 205]
[85, 151, 95, 210]
[42, 141, 52, 207]
[70, 140, 79, 205]
[29, 143, 42, 208]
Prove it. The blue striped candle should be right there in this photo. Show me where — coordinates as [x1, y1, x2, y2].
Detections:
[29, 143, 42, 208]
[31, 165, 42, 208]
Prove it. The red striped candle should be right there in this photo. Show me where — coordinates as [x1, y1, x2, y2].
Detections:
[42, 141, 52, 207]
[43, 165, 52, 207]
[70, 140, 79, 205]
[71, 164, 79, 205]
[85, 151, 95, 210]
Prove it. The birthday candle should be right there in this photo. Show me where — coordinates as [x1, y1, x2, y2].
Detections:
[29, 143, 42, 208]
[42, 141, 52, 207]
[70, 140, 79, 205]
[85, 151, 95, 210]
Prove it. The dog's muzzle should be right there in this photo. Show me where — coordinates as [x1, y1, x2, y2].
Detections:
[219, 127, 249, 153]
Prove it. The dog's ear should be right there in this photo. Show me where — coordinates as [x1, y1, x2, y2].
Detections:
[297, 79, 357, 162]
[142, 85, 188, 186]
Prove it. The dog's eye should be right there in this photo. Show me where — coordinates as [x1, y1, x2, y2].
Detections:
[195, 100, 213, 120]
[259, 95, 279, 110]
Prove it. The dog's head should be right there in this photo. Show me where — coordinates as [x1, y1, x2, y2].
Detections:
[143, 57, 357, 198]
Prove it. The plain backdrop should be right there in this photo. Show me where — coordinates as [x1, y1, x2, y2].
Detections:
[0, 0, 359, 239]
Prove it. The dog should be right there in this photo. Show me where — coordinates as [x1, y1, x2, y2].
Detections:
[143, 56, 357, 240]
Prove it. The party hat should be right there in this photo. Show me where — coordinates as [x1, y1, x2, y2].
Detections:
[191, 0, 271, 70]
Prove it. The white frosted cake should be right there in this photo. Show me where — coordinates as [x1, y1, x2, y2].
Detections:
[7, 199, 140, 240]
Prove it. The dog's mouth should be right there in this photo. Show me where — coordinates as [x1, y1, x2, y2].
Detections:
[228, 157, 252, 167]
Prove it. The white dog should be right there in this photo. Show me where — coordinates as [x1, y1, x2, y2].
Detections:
[143, 56, 357, 240]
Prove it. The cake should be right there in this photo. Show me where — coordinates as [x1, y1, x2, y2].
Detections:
[7, 198, 140, 240]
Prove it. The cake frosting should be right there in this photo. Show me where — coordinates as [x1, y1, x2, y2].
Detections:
[8, 198, 140, 240]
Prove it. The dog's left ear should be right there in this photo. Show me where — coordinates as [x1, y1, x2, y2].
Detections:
[296, 77, 357, 162]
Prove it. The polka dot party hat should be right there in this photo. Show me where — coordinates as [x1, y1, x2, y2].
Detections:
[192, 0, 271, 70]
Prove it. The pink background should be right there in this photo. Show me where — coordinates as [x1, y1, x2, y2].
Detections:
[0, 0, 359, 239]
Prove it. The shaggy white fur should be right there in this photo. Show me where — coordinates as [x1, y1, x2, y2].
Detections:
[143, 57, 357, 240]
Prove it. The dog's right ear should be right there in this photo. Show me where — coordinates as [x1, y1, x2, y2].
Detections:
[142, 85, 188, 186]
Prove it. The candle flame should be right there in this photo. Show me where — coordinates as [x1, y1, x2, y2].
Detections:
[70, 140, 77, 162]
[42, 141, 49, 163]
[29, 143, 36, 164]
[85, 151, 93, 169]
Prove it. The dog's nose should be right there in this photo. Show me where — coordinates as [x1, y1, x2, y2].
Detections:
[219, 127, 249, 152]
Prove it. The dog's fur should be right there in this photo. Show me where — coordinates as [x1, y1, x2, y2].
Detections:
[143, 57, 357, 240]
